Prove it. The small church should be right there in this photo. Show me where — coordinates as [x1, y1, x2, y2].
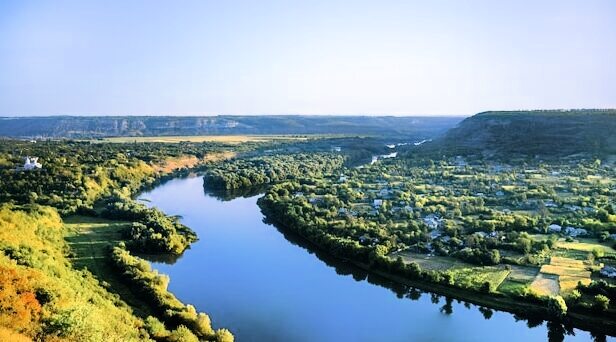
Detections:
[23, 156, 42, 170]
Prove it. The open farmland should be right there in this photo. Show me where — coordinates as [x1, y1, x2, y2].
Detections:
[99, 135, 315, 144]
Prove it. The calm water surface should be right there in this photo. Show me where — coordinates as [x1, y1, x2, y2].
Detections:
[138, 176, 609, 342]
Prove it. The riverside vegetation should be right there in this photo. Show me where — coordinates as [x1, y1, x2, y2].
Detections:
[255, 155, 616, 333]
[202, 111, 616, 337]
[0, 135, 402, 340]
[0, 139, 245, 341]
[1, 110, 615, 340]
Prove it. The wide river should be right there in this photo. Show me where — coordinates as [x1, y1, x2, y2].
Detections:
[138, 176, 609, 341]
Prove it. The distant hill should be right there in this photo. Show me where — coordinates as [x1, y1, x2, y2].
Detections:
[434, 110, 616, 157]
[0, 115, 462, 139]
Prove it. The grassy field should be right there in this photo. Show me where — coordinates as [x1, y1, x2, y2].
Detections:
[525, 256, 593, 295]
[64, 215, 128, 265]
[64, 215, 155, 317]
[397, 249, 596, 297]
[396, 251, 472, 271]
[555, 239, 616, 254]
[448, 266, 510, 290]
[498, 265, 538, 295]
[394, 236, 607, 299]
[153, 151, 236, 173]
[530, 273, 560, 296]
[98, 134, 316, 144]
[396, 251, 511, 291]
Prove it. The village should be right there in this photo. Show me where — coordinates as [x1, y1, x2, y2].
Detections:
[288, 154, 616, 297]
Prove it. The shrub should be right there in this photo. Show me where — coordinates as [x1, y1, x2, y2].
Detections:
[594, 294, 610, 312]
[216, 328, 235, 342]
[480, 281, 494, 293]
[144, 316, 169, 339]
[567, 289, 581, 303]
[547, 296, 568, 319]
[168, 325, 199, 342]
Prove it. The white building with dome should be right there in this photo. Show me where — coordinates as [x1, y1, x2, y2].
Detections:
[23, 156, 42, 170]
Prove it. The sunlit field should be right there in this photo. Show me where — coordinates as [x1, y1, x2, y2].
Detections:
[98, 135, 317, 144]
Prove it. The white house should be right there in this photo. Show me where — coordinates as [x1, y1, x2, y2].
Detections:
[548, 224, 562, 233]
[564, 227, 588, 237]
[373, 199, 383, 208]
[423, 214, 442, 230]
[23, 156, 42, 170]
[600, 266, 616, 279]
[545, 200, 558, 208]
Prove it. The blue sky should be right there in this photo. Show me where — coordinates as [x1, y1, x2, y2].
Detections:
[0, 0, 614, 116]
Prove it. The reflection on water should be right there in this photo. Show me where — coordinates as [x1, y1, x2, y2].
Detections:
[203, 183, 268, 202]
[137, 176, 610, 342]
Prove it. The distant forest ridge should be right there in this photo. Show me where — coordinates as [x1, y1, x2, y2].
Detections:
[0, 115, 463, 138]
[437, 109, 616, 156]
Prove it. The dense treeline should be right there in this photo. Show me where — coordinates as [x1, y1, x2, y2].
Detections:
[103, 198, 197, 254]
[203, 153, 345, 189]
[0, 140, 243, 214]
[259, 186, 372, 263]
[110, 245, 233, 342]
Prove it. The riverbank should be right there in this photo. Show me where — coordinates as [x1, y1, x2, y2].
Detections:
[258, 198, 616, 337]
[63, 159, 236, 341]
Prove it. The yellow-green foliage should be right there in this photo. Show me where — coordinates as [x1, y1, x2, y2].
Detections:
[0, 204, 148, 341]
[447, 266, 510, 291]
[110, 246, 233, 341]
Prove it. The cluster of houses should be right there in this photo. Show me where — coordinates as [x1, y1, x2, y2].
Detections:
[547, 224, 588, 237]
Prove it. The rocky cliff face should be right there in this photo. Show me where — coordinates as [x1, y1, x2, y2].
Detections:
[0, 115, 462, 138]
[436, 110, 616, 157]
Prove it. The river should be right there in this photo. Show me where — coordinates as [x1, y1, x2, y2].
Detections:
[138, 176, 608, 341]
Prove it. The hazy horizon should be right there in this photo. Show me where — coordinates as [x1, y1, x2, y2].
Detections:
[3, 110, 615, 118]
[1, 1, 615, 117]
[0, 113, 472, 118]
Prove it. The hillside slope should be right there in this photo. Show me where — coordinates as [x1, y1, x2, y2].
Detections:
[0, 115, 462, 138]
[435, 110, 616, 157]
